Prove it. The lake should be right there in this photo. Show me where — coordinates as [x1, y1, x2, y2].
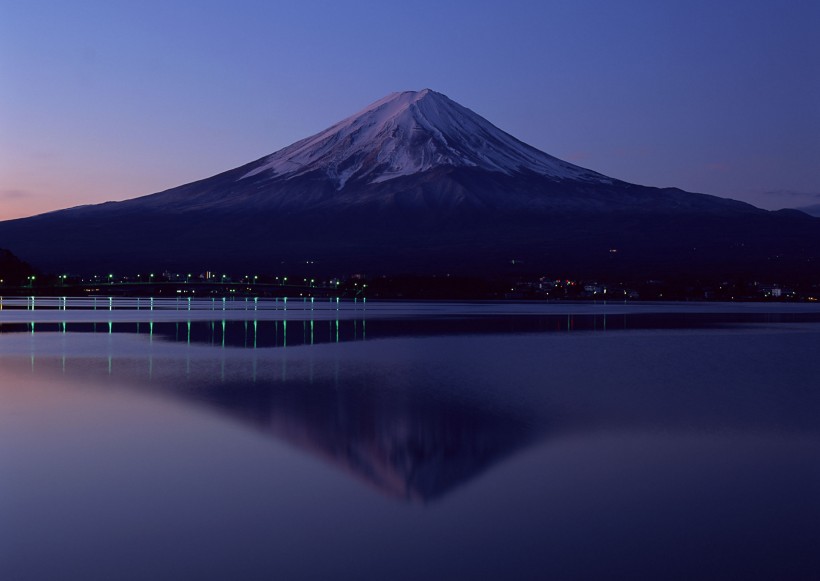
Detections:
[2, 299, 819, 580]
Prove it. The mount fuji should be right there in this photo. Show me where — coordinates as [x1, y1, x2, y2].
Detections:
[1, 89, 819, 279]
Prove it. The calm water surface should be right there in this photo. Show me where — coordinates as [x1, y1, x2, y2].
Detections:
[1, 301, 819, 580]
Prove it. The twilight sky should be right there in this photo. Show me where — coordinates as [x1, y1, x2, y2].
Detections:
[1, 0, 819, 221]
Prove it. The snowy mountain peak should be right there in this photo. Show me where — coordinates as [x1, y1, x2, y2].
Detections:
[240, 90, 611, 188]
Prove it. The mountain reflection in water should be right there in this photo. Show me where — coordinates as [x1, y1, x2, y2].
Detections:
[186, 375, 535, 502]
[4, 308, 820, 504]
[7, 316, 551, 502]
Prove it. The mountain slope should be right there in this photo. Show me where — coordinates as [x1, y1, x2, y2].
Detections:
[87, 89, 753, 215]
[1, 89, 819, 279]
[796, 204, 820, 218]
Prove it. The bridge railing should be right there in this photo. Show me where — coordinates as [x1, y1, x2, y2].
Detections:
[0, 296, 362, 312]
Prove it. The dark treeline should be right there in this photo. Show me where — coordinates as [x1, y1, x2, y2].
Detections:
[0, 248, 37, 286]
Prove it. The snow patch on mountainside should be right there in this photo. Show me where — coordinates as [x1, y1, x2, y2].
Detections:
[241, 89, 612, 188]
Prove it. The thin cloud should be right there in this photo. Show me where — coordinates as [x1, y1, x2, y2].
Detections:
[763, 190, 820, 200]
[0, 189, 33, 199]
[705, 162, 730, 172]
[563, 151, 591, 162]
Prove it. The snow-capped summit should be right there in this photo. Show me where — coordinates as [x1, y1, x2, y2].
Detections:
[240, 89, 610, 188]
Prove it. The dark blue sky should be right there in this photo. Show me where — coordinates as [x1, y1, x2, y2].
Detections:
[1, 0, 818, 219]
